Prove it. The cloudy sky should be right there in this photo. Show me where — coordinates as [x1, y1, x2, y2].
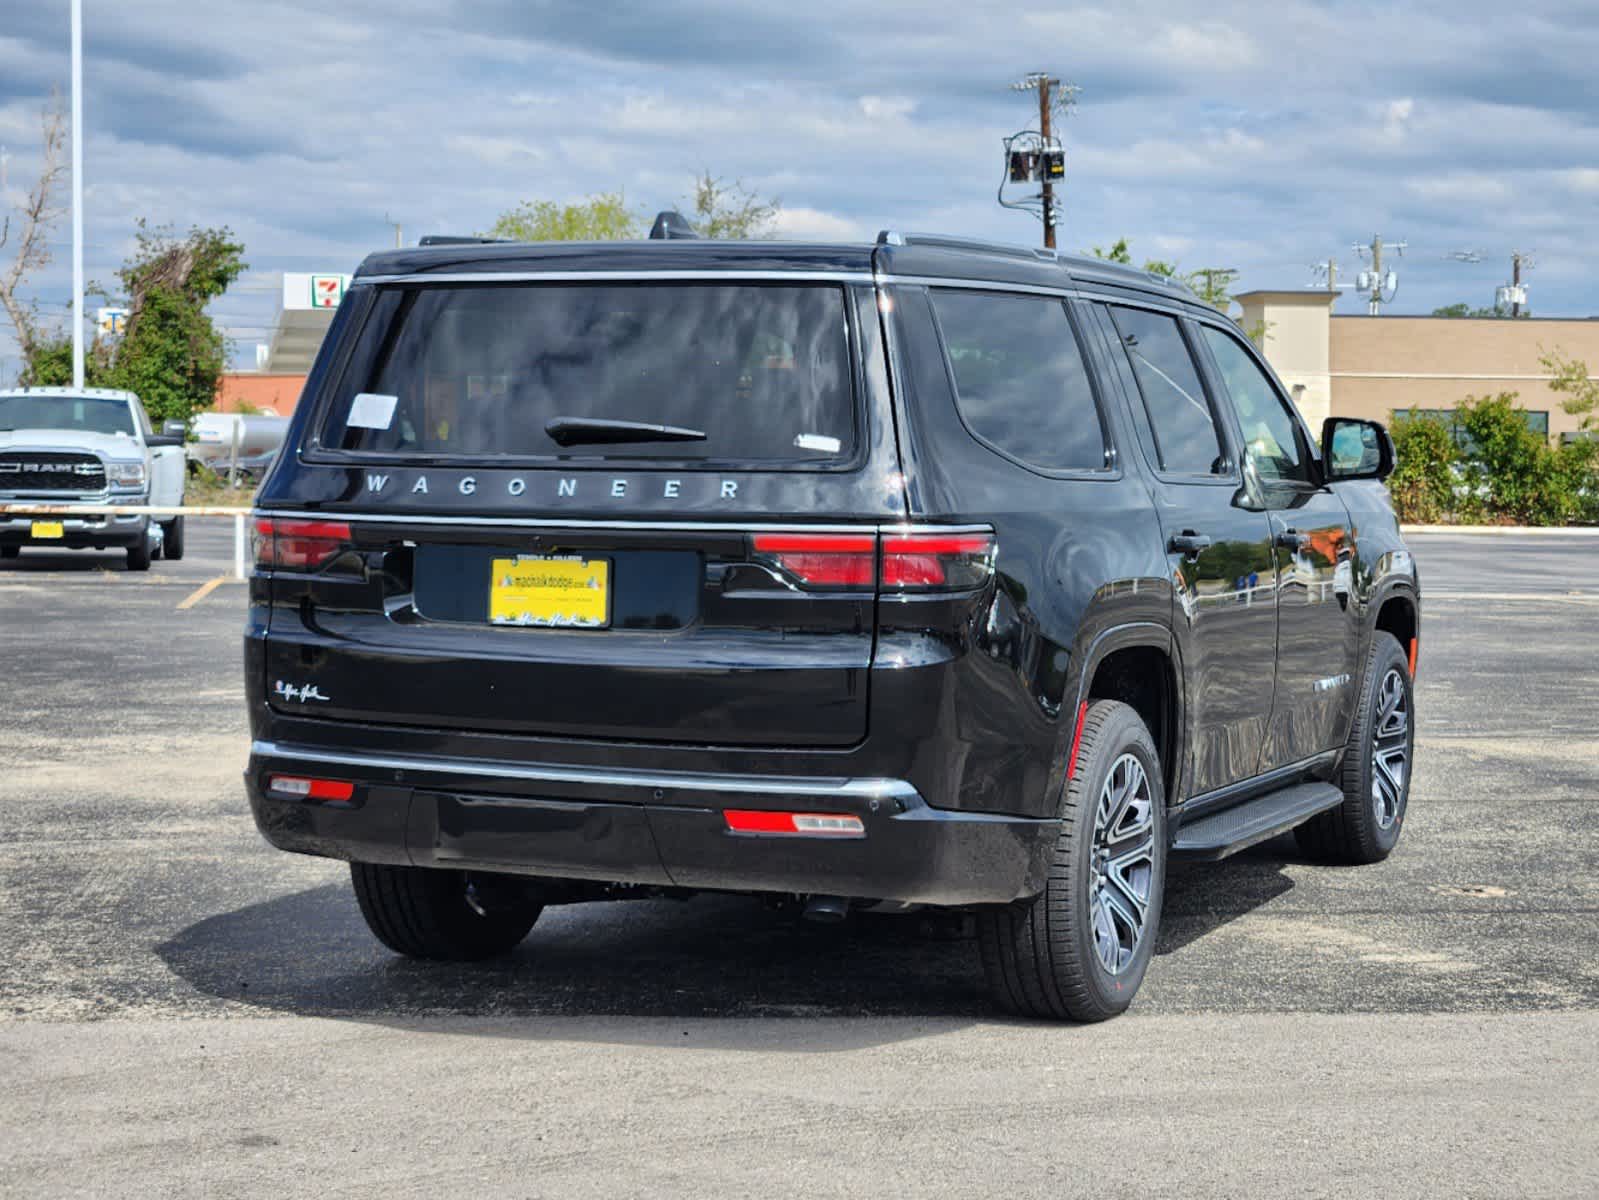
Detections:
[2, 0, 1597, 376]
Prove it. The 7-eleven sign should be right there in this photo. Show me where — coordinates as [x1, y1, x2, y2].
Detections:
[310, 274, 347, 308]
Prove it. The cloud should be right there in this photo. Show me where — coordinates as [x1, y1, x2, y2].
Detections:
[769, 206, 868, 241]
[2, 0, 1599, 379]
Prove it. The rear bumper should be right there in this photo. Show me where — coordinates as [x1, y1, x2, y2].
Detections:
[246, 740, 1056, 906]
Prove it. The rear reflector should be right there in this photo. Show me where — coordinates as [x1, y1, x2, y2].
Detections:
[253, 518, 354, 571]
[750, 529, 995, 592]
[724, 810, 866, 838]
[267, 774, 355, 803]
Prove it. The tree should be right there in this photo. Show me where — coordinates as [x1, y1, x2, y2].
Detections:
[1089, 238, 1234, 311]
[1090, 238, 1133, 265]
[485, 192, 638, 242]
[0, 97, 68, 379]
[1432, 302, 1519, 319]
[1542, 349, 1598, 433]
[686, 171, 780, 239]
[25, 222, 247, 426]
[486, 175, 781, 242]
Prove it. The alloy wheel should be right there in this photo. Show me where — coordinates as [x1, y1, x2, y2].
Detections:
[1088, 753, 1156, 975]
[1371, 667, 1409, 830]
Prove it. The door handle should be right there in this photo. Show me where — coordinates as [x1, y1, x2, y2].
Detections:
[1275, 529, 1311, 552]
[1168, 531, 1212, 556]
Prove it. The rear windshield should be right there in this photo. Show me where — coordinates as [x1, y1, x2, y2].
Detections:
[322, 282, 857, 464]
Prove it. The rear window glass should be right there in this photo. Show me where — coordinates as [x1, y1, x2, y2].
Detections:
[323, 283, 856, 463]
[929, 289, 1107, 472]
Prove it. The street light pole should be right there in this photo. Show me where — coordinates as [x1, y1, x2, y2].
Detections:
[70, 0, 84, 389]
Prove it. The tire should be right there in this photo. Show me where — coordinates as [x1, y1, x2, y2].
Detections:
[0, 546, 18, 559]
[126, 534, 153, 572]
[977, 699, 1167, 1022]
[1295, 632, 1414, 865]
[350, 862, 541, 961]
[161, 516, 185, 561]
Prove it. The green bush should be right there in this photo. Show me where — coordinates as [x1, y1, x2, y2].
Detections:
[1388, 411, 1459, 523]
[1387, 394, 1598, 526]
[1456, 393, 1576, 525]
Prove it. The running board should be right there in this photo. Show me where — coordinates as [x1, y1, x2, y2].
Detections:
[1171, 782, 1344, 861]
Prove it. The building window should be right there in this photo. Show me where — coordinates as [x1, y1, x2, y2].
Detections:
[1399, 407, 1549, 453]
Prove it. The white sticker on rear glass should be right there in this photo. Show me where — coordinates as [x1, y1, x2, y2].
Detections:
[347, 392, 398, 430]
[794, 433, 841, 453]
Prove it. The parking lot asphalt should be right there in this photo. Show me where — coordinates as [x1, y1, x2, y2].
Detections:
[1, 526, 1596, 1197]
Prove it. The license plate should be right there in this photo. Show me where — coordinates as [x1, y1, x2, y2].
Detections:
[488, 555, 610, 628]
[31, 521, 64, 539]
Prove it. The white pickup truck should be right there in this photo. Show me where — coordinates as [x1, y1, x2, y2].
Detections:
[0, 386, 187, 571]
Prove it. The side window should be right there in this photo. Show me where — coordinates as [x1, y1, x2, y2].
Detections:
[1107, 306, 1226, 476]
[929, 289, 1107, 472]
[1200, 326, 1311, 485]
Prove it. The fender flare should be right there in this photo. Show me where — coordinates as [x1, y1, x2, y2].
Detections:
[1058, 619, 1186, 805]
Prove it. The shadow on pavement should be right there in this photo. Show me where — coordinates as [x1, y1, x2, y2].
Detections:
[156, 837, 1305, 1045]
[0, 547, 135, 572]
[1157, 832, 1301, 956]
[156, 882, 998, 1050]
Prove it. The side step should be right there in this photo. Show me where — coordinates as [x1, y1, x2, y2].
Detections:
[1171, 782, 1344, 861]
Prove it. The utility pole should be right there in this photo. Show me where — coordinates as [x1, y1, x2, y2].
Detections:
[1353, 234, 1405, 316]
[70, 0, 84, 389]
[1511, 250, 1527, 317]
[1367, 236, 1384, 317]
[1002, 73, 1074, 249]
[385, 213, 403, 249]
[1037, 79, 1055, 250]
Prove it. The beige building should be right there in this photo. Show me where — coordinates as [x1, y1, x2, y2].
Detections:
[1237, 290, 1599, 442]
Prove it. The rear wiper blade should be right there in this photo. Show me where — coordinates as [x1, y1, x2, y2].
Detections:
[545, 416, 707, 447]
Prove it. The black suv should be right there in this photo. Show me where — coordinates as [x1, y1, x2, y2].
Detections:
[245, 224, 1419, 1021]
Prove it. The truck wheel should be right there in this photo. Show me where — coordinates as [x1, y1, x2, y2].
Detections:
[350, 862, 541, 960]
[161, 517, 185, 561]
[125, 535, 153, 572]
[977, 699, 1167, 1021]
[1295, 632, 1413, 864]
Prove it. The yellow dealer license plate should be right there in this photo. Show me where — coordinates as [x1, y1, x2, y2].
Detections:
[31, 521, 64, 539]
[489, 555, 610, 629]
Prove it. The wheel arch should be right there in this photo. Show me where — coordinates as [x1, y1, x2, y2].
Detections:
[1370, 582, 1420, 674]
[1070, 622, 1183, 805]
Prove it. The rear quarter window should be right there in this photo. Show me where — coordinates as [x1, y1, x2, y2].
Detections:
[928, 289, 1108, 473]
[320, 282, 857, 466]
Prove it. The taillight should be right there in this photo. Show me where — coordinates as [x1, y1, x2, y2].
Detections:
[750, 532, 876, 588]
[881, 531, 995, 590]
[749, 529, 995, 592]
[253, 518, 354, 570]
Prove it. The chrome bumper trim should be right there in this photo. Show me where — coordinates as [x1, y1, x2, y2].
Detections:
[250, 739, 921, 802]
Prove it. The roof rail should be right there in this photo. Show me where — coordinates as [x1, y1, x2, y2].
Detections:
[417, 235, 514, 247]
[876, 230, 1056, 262]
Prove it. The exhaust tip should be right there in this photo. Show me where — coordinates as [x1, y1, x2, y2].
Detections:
[802, 895, 851, 924]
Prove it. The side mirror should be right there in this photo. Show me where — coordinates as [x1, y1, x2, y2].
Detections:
[162, 419, 187, 439]
[1321, 417, 1394, 482]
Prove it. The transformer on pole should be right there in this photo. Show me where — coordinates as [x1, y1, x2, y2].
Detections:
[999, 73, 1078, 250]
